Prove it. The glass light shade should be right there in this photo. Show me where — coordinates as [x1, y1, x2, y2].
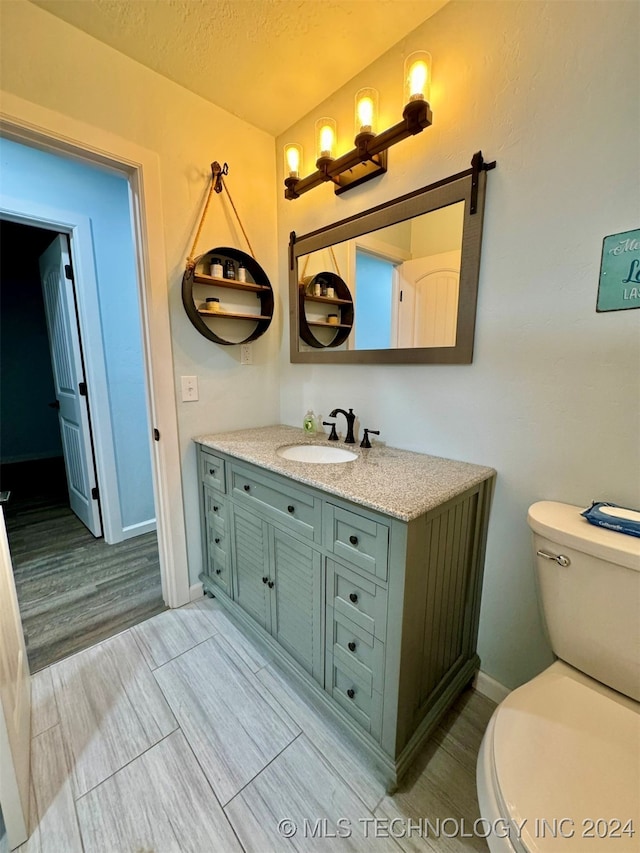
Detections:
[284, 143, 302, 179]
[354, 88, 379, 136]
[404, 51, 432, 104]
[315, 117, 337, 160]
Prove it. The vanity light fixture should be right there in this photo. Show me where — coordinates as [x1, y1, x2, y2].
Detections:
[284, 53, 433, 200]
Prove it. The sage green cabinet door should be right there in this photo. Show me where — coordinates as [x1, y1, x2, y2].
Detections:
[270, 528, 323, 684]
[231, 504, 270, 630]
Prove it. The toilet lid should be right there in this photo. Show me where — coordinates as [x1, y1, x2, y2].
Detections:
[492, 663, 640, 852]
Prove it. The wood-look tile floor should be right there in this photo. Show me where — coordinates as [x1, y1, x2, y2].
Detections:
[5, 493, 165, 672]
[21, 597, 496, 853]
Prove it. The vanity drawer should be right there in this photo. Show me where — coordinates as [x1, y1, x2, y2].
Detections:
[327, 560, 387, 642]
[231, 464, 321, 543]
[325, 504, 389, 581]
[206, 540, 230, 595]
[200, 450, 226, 493]
[204, 488, 228, 537]
[328, 609, 385, 693]
[204, 492, 230, 594]
[328, 654, 383, 740]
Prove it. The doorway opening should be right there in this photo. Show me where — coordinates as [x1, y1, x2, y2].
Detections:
[0, 218, 165, 672]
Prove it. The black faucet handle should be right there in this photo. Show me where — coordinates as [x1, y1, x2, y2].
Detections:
[360, 429, 380, 449]
[323, 421, 339, 441]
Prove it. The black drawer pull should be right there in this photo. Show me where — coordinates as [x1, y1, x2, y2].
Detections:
[268, 580, 275, 589]
[262, 576, 268, 584]
[348, 641, 356, 652]
[287, 505, 295, 513]
[209, 468, 215, 475]
[215, 569, 222, 575]
[349, 535, 359, 546]
[214, 537, 220, 544]
[349, 592, 358, 604]
[244, 484, 250, 492]
[346, 688, 355, 699]
[213, 506, 219, 512]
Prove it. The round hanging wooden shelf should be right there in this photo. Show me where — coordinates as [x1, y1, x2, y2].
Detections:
[182, 247, 274, 345]
[298, 272, 354, 349]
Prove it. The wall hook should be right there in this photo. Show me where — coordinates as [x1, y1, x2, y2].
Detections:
[211, 161, 229, 194]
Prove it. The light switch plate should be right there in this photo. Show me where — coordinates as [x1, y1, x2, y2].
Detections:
[181, 375, 198, 401]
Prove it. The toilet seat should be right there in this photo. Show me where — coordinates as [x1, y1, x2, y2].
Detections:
[478, 661, 640, 852]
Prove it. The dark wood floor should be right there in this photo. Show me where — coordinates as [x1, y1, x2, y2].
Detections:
[2, 458, 166, 672]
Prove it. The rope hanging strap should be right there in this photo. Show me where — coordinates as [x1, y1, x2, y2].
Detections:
[185, 161, 255, 271]
[300, 246, 343, 281]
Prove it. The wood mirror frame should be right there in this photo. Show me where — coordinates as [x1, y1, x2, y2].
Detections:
[288, 153, 495, 365]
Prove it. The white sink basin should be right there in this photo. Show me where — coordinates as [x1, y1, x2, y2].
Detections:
[277, 444, 358, 464]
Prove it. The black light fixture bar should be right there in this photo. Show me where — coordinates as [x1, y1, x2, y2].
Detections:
[284, 99, 433, 200]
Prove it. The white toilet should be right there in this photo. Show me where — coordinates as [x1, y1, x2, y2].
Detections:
[477, 501, 640, 852]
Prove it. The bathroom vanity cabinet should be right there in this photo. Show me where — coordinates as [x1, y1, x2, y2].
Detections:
[195, 426, 495, 789]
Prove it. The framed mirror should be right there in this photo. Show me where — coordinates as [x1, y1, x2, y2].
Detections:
[289, 153, 495, 364]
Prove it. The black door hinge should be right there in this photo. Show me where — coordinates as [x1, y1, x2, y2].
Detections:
[91, 486, 99, 500]
[65, 264, 74, 281]
[153, 428, 160, 441]
[79, 381, 87, 396]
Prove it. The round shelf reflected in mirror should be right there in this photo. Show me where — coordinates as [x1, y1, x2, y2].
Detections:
[298, 272, 353, 349]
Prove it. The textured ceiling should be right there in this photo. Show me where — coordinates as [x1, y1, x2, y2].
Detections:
[28, 0, 447, 136]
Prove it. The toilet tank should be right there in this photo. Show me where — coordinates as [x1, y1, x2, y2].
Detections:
[528, 501, 640, 702]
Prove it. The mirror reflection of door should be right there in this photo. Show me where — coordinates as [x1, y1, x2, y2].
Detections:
[397, 250, 461, 348]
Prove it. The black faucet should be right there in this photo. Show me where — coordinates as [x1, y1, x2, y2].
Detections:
[329, 407, 357, 444]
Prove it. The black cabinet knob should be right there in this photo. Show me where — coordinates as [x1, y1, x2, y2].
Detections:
[349, 535, 358, 546]
[244, 484, 250, 492]
[287, 505, 295, 513]
[215, 569, 221, 575]
[349, 592, 358, 604]
[348, 641, 356, 652]
[209, 468, 215, 475]
[262, 576, 268, 584]
[213, 506, 219, 512]
[347, 688, 355, 699]
[214, 537, 220, 544]
[268, 580, 274, 589]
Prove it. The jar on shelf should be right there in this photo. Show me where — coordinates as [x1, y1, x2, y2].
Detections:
[210, 258, 223, 278]
[327, 313, 338, 325]
[223, 259, 236, 279]
[238, 262, 247, 283]
[202, 297, 220, 313]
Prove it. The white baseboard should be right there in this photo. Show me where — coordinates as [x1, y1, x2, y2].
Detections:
[473, 670, 511, 704]
[189, 582, 204, 602]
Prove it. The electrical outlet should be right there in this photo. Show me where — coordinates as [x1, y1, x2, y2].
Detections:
[240, 344, 253, 365]
[181, 375, 198, 401]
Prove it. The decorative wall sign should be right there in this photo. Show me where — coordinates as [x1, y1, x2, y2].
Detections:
[597, 228, 640, 312]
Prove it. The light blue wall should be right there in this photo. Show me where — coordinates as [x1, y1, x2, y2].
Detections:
[355, 251, 394, 349]
[0, 138, 154, 530]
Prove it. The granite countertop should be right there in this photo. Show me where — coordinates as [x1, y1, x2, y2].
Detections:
[194, 425, 495, 522]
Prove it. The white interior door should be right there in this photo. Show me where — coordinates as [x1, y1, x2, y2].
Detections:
[397, 249, 461, 348]
[0, 508, 31, 850]
[39, 236, 102, 537]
